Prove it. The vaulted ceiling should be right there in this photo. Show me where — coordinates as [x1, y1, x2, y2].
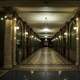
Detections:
[15, 7, 78, 38]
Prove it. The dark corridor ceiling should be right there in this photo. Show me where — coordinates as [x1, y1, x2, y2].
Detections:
[0, 1, 80, 7]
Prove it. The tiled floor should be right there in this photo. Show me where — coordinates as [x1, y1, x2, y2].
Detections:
[22, 47, 71, 65]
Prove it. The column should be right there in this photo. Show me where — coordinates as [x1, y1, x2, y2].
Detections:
[4, 16, 17, 68]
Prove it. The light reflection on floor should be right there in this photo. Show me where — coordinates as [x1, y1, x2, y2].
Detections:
[22, 47, 71, 65]
[0, 70, 80, 80]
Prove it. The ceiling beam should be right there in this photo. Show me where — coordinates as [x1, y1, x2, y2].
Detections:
[38, 32, 55, 34]
[18, 11, 73, 13]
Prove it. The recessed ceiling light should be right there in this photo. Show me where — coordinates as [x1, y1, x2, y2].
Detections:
[4, 16, 7, 19]
[45, 36, 48, 38]
[1, 17, 4, 20]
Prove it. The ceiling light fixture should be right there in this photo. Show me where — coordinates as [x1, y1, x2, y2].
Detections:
[43, 28, 50, 32]
[16, 26, 19, 30]
[25, 32, 28, 35]
[59, 35, 62, 39]
[1, 17, 4, 20]
[43, 16, 49, 32]
[73, 27, 78, 31]
[45, 35, 48, 38]
[4, 16, 7, 19]
[64, 32, 68, 36]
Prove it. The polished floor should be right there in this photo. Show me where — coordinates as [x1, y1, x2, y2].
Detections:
[1, 70, 80, 80]
[22, 47, 70, 65]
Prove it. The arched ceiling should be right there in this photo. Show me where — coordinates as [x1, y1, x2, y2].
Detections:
[15, 6, 78, 38]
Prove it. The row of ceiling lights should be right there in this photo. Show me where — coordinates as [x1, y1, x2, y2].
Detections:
[0, 15, 52, 39]
[16, 26, 41, 42]
[51, 17, 79, 42]
[14, 17, 42, 41]
[15, 17, 50, 39]
[0, 15, 17, 21]
[51, 32, 67, 42]
[1, 15, 41, 42]
[51, 27, 79, 42]
[30, 35, 41, 42]
[43, 17, 51, 38]
[1, 15, 79, 40]
[40, 20, 78, 39]
[0, 15, 8, 20]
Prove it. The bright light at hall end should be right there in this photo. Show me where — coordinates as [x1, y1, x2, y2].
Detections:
[42, 28, 51, 32]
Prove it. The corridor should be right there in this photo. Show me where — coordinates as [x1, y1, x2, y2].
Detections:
[22, 47, 70, 65]
[0, 1, 80, 79]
